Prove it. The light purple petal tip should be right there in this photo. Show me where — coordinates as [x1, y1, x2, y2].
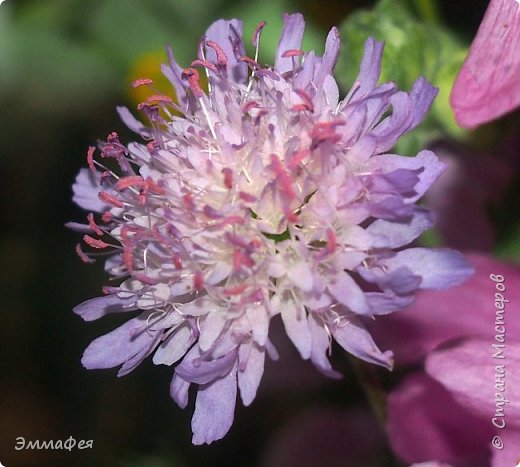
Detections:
[275, 13, 305, 74]
[382, 248, 474, 290]
[116, 106, 150, 137]
[175, 348, 237, 385]
[72, 169, 106, 212]
[81, 314, 160, 374]
[332, 315, 393, 369]
[366, 208, 434, 249]
[191, 364, 238, 445]
[73, 294, 137, 321]
[355, 37, 385, 96]
[204, 19, 248, 83]
[170, 373, 190, 409]
[238, 343, 265, 406]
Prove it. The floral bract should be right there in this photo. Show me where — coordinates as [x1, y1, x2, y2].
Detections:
[71, 13, 473, 444]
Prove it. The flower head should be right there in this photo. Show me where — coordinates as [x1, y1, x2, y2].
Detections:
[71, 14, 472, 444]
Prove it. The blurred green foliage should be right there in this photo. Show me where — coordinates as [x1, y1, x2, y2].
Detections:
[336, 0, 469, 155]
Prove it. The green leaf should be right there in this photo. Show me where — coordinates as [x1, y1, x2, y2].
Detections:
[336, 0, 470, 152]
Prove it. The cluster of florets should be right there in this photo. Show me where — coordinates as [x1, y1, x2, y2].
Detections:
[71, 14, 472, 444]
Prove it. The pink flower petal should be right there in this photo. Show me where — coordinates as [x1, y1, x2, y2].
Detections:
[450, 0, 520, 127]
[426, 337, 520, 428]
[387, 373, 491, 465]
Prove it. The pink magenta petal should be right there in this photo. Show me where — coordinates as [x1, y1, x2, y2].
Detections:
[450, 0, 520, 127]
[426, 337, 520, 428]
[490, 429, 520, 466]
[368, 254, 520, 366]
[387, 373, 492, 465]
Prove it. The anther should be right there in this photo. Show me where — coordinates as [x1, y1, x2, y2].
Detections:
[131, 78, 154, 88]
[282, 49, 304, 58]
[87, 213, 103, 236]
[206, 41, 228, 67]
[239, 191, 256, 203]
[222, 168, 233, 189]
[287, 149, 310, 170]
[191, 59, 218, 73]
[326, 228, 337, 254]
[83, 235, 111, 249]
[252, 21, 266, 48]
[239, 56, 260, 69]
[86, 146, 96, 172]
[75, 243, 95, 264]
[99, 191, 124, 208]
[193, 271, 205, 291]
[181, 68, 204, 98]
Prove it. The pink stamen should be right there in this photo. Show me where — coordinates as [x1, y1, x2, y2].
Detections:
[206, 41, 228, 67]
[294, 89, 314, 112]
[131, 78, 154, 88]
[181, 68, 204, 98]
[291, 104, 311, 112]
[242, 100, 260, 113]
[144, 178, 165, 195]
[146, 95, 174, 105]
[287, 149, 310, 170]
[248, 238, 262, 249]
[86, 146, 96, 172]
[233, 250, 255, 270]
[173, 254, 183, 270]
[226, 232, 249, 249]
[219, 216, 245, 227]
[87, 213, 103, 236]
[191, 59, 218, 73]
[75, 243, 95, 264]
[133, 272, 160, 285]
[239, 56, 260, 69]
[282, 49, 304, 58]
[311, 119, 346, 145]
[326, 228, 337, 254]
[193, 271, 205, 291]
[243, 288, 264, 304]
[123, 244, 133, 272]
[182, 192, 195, 211]
[222, 168, 233, 189]
[252, 21, 267, 48]
[223, 283, 247, 296]
[116, 175, 147, 191]
[83, 235, 111, 249]
[99, 191, 124, 208]
[239, 191, 256, 203]
[146, 140, 160, 153]
[314, 119, 346, 130]
[270, 155, 296, 200]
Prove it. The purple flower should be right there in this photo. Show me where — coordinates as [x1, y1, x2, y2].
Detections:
[71, 14, 472, 444]
[381, 254, 520, 465]
[450, 0, 520, 128]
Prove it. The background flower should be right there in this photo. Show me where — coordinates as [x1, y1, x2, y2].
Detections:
[450, 0, 520, 128]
